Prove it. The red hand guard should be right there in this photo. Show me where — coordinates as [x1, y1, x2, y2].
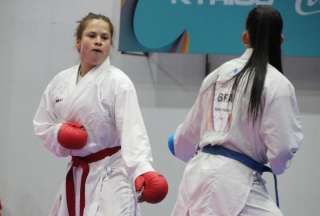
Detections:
[135, 171, 168, 204]
[57, 122, 87, 149]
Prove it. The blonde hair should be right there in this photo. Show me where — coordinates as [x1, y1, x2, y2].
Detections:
[75, 12, 114, 42]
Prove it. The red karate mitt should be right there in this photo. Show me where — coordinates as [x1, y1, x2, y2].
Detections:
[57, 122, 87, 149]
[135, 171, 168, 204]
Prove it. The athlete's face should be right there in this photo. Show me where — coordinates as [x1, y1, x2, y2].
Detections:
[76, 19, 112, 71]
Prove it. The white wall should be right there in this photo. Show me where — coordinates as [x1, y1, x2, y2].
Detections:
[0, 0, 319, 215]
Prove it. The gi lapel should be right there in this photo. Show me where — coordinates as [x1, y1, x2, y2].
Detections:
[61, 58, 111, 120]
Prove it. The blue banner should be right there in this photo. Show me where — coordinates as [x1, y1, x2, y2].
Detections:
[119, 0, 320, 57]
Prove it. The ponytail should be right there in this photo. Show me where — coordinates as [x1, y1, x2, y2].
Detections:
[231, 6, 283, 121]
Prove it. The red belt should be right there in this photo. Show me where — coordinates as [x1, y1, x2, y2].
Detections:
[66, 146, 121, 216]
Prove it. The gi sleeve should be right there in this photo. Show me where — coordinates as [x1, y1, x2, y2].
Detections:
[33, 82, 70, 157]
[173, 83, 208, 162]
[114, 79, 154, 180]
[260, 83, 303, 175]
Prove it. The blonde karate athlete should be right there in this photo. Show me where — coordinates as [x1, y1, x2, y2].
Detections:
[33, 13, 168, 216]
[168, 6, 303, 216]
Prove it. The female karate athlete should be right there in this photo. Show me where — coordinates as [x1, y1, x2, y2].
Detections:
[34, 13, 168, 216]
[168, 6, 303, 216]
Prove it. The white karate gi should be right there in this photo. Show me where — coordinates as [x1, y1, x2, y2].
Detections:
[34, 58, 154, 216]
[171, 49, 303, 216]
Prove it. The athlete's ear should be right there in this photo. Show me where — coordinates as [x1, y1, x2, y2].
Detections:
[281, 34, 284, 44]
[242, 31, 250, 47]
[76, 39, 81, 52]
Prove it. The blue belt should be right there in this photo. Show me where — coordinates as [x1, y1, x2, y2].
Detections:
[202, 145, 280, 207]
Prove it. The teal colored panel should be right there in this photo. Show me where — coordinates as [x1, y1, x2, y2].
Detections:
[119, 0, 320, 57]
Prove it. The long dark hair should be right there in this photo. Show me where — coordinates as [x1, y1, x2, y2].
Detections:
[231, 6, 283, 121]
